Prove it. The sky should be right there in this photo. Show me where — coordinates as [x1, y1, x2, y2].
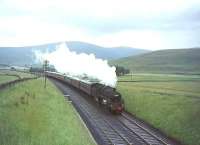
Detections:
[0, 0, 200, 50]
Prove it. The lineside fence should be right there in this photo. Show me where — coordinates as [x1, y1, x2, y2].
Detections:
[0, 77, 38, 90]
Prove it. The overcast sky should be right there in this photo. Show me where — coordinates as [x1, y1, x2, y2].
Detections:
[0, 0, 200, 50]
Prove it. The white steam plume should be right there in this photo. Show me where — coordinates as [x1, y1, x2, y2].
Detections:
[35, 43, 117, 87]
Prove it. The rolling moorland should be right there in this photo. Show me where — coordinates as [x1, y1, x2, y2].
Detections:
[0, 41, 148, 66]
[110, 48, 200, 74]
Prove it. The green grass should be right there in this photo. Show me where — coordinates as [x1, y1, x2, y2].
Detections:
[110, 48, 200, 74]
[0, 75, 18, 84]
[0, 78, 95, 145]
[118, 73, 200, 82]
[0, 70, 35, 78]
[117, 74, 200, 145]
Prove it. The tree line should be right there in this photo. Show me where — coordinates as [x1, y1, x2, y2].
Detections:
[115, 65, 130, 76]
[30, 65, 130, 76]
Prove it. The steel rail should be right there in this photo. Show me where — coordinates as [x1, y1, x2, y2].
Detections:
[121, 113, 169, 145]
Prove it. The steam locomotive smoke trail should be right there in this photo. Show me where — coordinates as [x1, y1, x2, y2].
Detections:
[35, 43, 117, 87]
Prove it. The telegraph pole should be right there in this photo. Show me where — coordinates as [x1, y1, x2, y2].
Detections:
[43, 60, 49, 89]
[131, 71, 133, 81]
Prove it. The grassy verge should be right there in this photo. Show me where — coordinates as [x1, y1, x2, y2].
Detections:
[117, 74, 200, 145]
[0, 78, 95, 145]
[0, 75, 18, 84]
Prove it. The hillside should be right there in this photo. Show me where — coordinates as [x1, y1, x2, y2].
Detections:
[0, 41, 148, 66]
[67, 41, 148, 59]
[110, 48, 200, 74]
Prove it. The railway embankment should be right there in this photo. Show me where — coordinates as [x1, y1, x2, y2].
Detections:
[0, 78, 96, 145]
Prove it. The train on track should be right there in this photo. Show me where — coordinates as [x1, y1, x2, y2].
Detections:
[46, 71, 124, 114]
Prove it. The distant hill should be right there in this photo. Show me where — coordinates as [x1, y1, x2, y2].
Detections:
[67, 41, 148, 59]
[109, 48, 200, 74]
[0, 41, 148, 66]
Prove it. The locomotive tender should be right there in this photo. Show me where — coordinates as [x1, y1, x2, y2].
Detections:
[46, 71, 124, 113]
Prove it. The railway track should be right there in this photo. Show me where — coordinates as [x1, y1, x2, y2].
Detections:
[51, 78, 178, 145]
[118, 113, 169, 145]
[76, 99, 133, 145]
[54, 79, 133, 145]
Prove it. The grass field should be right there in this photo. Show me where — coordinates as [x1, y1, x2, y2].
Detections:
[0, 70, 35, 78]
[0, 78, 95, 145]
[117, 74, 200, 145]
[0, 75, 18, 84]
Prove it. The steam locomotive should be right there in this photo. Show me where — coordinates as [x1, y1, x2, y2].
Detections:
[46, 71, 124, 114]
